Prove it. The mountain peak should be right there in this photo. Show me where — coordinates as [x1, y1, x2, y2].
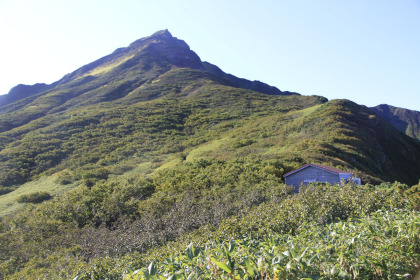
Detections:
[150, 29, 173, 39]
[122, 29, 203, 69]
[129, 29, 176, 48]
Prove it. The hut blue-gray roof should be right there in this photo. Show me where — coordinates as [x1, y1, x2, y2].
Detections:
[284, 163, 352, 177]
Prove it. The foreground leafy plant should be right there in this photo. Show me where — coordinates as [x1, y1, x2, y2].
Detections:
[123, 210, 419, 280]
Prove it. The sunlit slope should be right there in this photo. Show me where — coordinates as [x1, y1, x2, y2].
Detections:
[0, 85, 322, 192]
[1, 80, 420, 197]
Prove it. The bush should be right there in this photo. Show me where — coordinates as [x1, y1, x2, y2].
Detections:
[55, 171, 74, 185]
[17, 191, 52, 203]
[123, 210, 420, 280]
[0, 186, 17, 195]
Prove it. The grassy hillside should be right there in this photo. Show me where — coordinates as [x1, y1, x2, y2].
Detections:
[0, 171, 78, 217]
[2, 86, 420, 199]
[0, 86, 324, 195]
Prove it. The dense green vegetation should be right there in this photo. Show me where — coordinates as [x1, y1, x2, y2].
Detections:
[0, 158, 419, 279]
[2, 89, 420, 196]
[0, 88, 325, 193]
[0, 30, 419, 279]
[123, 210, 418, 280]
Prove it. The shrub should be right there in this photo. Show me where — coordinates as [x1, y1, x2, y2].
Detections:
[0, 186, 17, 195]
[17, 191, 52, 203]
[231, 139, 255, 149]
[55, 171, 74, 185]
[123, 210, 420, 280]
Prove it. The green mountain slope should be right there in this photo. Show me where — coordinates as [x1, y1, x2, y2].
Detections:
[0, 30, 420, 196]
[370, 104, 420, 140]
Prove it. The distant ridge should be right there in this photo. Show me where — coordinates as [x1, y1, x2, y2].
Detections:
[0, 83, 55, 107]
[370, 104, 420, 140]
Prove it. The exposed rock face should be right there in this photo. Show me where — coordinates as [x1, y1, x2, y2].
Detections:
[138, 30, 204, 69]
[202, 62, 288, 95]
[57, 29, 204, 83]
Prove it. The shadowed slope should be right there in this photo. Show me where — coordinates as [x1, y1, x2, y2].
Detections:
[371, 104, 420, 141]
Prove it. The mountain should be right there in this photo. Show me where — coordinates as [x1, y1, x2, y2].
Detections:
[1, 30, 420, 279]
[0, 29, 420, 195]
[0, 30, 289, 132]
[370, 104, 420, 141]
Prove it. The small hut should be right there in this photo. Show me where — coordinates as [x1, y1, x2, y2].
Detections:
[284, 163, 361, 192]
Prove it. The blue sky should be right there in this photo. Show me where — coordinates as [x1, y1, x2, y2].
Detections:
[0, 0, 419, 110]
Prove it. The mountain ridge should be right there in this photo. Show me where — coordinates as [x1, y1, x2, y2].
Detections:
[370, 104, 420, 141]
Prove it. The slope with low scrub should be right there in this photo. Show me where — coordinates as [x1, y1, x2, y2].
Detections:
[1, 159, 417, 279]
